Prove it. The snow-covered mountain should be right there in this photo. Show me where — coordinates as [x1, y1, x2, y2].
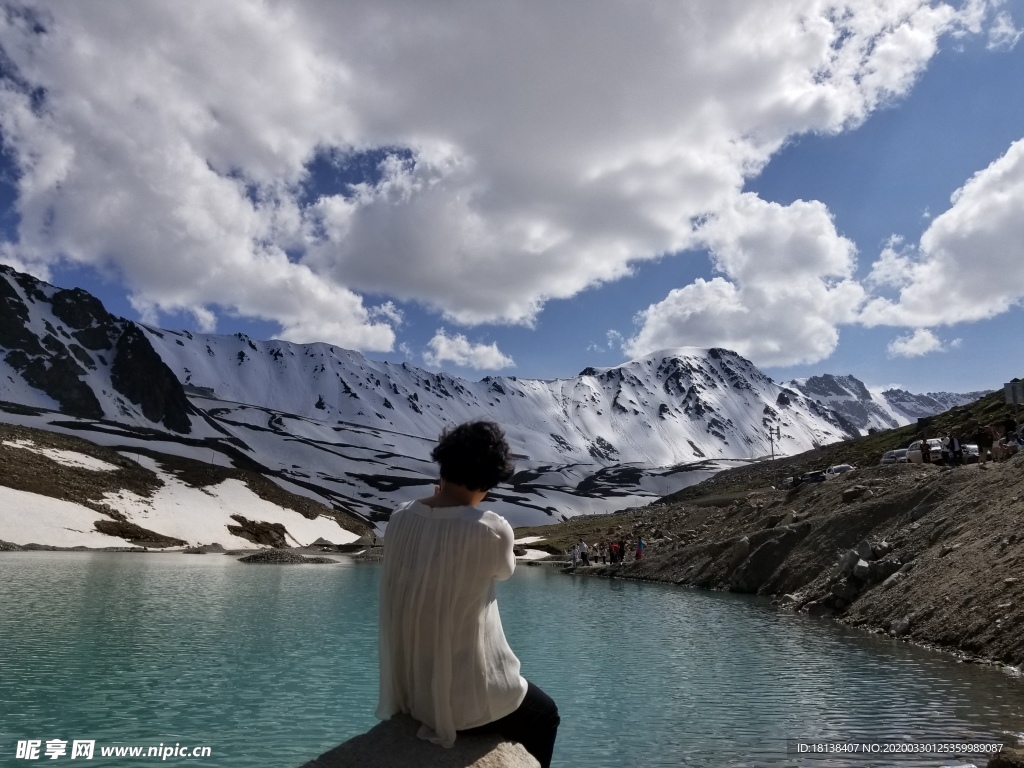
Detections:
[0, 263, 975, 535]
[786, 374, 989, 433]
[880, 387, 992, 422]
[143, 326, 856, 467]
[0, 265, 190, 431]
[0, 264, 862, 529]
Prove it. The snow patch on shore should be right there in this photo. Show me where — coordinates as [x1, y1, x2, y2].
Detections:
[0, 451, 358, 549]
[0, 486, 132, 547]
[516, 548, 551, 561]
[100, 456, 359, 549]
[514, 535, 545, 544]
[3, 439, 119, 472]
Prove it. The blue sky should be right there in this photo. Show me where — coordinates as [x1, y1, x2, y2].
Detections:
[0, 1, 1021, 394]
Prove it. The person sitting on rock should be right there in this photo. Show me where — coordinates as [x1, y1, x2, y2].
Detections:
[376, 420, 560, 768]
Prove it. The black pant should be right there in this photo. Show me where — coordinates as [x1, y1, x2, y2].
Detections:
[460, 681, 560, 768]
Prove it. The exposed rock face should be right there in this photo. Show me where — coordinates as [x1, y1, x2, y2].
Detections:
[0, 265, 192, 432]
[237, 549, 336, 564]
[183, 543, 226, 554]
[299, 714, 539, 768]
[93, 519, 186, 548]
[0, 268, 45, 353]
[786, 373, 988, 432]
[728, 524, 810, 593]
[10, 346, 105, 419]
[987, 745, 1024, 768]
[842, 485, 869, 503]
[110, 324, 192, 432]
[227, 514, 290, 548]
[51, 287, 116, 337]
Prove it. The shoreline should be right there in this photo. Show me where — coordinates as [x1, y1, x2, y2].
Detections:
[537, 557, 1024, 679]
[512, 456, 1024, 680]
[6, 528, 1023, 682]
[7, 539, 1018, 675]
[0, 541, 375, 558]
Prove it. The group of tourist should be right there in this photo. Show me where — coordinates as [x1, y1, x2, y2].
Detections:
[922, 419, 1022, 467]
[986, 422, 1023, 463]
[568, 535, 646, 567]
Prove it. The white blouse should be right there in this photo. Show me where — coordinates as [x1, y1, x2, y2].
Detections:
[375, 500, 529, 747]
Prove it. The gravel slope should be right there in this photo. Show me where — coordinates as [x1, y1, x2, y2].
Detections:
[516, 456, 1024, 669]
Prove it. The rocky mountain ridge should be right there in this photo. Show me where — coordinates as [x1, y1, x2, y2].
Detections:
[0, 266, 190, 431]
[0, 263, 986, 532]
[786, 373, 990, 433]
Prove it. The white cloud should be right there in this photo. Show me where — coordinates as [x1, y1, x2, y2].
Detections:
[422, 329, 514, 371]
[0, 3, 394, 350]
[0, 244, 49, 281]
[868, 382, 905, 394]
[587, 329, 625, 354]
[626, 195, 865, 366]
[987, 10, 1022, 50]
[370, 301, 404, 327]
[866, 237, 915, 289]
[0, 0, 991, 354]
[886, 328, 945, 357]
[861, 137, 1024, 328]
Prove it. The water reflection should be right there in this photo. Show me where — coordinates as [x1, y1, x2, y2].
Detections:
[500, 567, 1024, 767]
[0, 553, 1020, 768]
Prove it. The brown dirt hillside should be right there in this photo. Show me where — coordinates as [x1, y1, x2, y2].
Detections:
[515, 454, 1024, 669]
[0, 422, 369, 548]
[660, 383, 1022, 504]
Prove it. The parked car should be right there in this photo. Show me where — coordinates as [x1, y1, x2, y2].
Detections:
[779, 476, 795, 489]
[798, 470, 827, 484]
[907, 439, 943, 464]
[825, 463, 856, 479]
[880, 448, 909, 465]
[962, 443, 979, 464]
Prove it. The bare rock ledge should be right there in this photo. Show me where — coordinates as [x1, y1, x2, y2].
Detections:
[299, 714, 540, 768]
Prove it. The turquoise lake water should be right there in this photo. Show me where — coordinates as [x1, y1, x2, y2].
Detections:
[1, 552, 1022, 767]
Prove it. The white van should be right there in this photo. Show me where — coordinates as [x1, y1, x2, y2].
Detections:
[907, 438, 943, 463]
[824, 463, 856, 479]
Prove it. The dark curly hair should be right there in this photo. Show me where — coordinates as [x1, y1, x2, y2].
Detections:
[431, 420, 515, 491]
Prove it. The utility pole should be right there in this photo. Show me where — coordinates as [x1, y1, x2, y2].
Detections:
[768, 426, 781, 460]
